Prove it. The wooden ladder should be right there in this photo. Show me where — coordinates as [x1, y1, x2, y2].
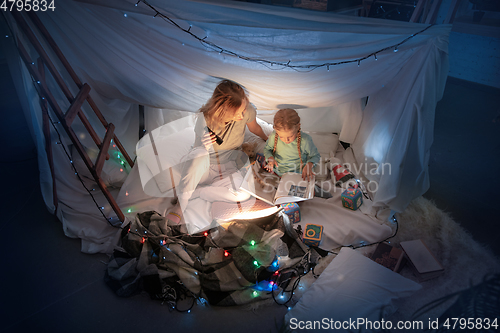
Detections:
[9, 11, 134, 223]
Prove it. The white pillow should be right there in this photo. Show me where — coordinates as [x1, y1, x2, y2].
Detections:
[303, 132, 339, 182]
[303, 131, 339, 158]
[285, 247, 421, 332]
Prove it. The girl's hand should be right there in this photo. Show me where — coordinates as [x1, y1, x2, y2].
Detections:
[302, 162, 314, 181]
[265, 157, 278, 173]
[201, 131, 217, 150]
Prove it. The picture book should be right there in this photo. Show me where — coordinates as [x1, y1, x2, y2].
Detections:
[239, 161, 315, 206]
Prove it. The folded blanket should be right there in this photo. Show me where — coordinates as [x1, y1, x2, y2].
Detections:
[105, 210, 307, 307]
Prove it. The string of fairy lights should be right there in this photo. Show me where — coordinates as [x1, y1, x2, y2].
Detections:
[134, 0, 434, 72]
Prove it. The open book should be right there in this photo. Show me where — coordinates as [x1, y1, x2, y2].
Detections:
[239, 161, 315, 206]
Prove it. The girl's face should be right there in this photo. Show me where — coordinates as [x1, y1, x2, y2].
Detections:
[276, 127, 299, 144]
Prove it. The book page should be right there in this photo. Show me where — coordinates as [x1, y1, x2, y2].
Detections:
[239, 162, 280, 206]
[274, 172, 315, 205]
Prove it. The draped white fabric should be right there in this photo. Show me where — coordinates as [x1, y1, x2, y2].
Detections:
[2, 0, 450, 252]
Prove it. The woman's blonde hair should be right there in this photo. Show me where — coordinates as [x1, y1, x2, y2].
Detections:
[200, 80, 248, 132]
[272, 108, 303, 171]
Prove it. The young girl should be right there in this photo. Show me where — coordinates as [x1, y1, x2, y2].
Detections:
[264, 108, 320, 181]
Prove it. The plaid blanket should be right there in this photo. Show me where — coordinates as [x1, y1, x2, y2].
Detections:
[105, 210, 307, 306]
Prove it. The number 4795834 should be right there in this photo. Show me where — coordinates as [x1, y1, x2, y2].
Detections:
[1, 0, 56, 11]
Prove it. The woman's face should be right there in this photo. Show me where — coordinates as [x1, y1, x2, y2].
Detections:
[276, 128, 298, 144]
[230, 99, 248, 122]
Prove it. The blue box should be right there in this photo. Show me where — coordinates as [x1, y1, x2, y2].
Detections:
[341, 187, 363, 210]
[302, 223, 323, 247]
[280, 202, 301, 224]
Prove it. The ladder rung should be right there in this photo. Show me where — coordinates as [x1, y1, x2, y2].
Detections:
[94, 123, 115, 177]
[64, 84, 91, 127]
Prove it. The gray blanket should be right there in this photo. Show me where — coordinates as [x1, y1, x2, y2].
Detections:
[105, 210, 307, 307]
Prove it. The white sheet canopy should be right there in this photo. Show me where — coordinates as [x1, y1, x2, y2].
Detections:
[1, 0, 451, 253]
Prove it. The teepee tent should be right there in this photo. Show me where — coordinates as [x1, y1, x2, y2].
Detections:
[1, 0, 451, 253]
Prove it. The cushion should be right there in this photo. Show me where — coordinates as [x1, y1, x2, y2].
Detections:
[304, 131, 339, 182]
[303, 131, 339, 160]
[285, 247, 421, 332]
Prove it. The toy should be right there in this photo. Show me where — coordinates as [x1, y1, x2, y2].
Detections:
[329, 157, 354, 186]
[241, 142, 258, 162]
[280, 202, 301, 224]
[302, 223, 323, 247]
[341, 187, 363, 210]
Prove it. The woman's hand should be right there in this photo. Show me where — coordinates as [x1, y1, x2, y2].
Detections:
[201, 131, 217, 150]
[302, 162, 314, 181]
[265, 157, 278, 173]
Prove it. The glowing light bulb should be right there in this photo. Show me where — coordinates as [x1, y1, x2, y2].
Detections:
[250, 240, 256, 246]
[253, 260, 259, 267]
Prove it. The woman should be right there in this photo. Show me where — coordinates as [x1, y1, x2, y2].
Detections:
[167, 79, 268, 225]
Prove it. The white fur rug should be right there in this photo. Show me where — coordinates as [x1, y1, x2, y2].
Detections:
[250, 196, 500, 328]
[388, 196, 500, 323]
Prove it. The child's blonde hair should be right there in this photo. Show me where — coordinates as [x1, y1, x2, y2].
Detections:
[200, 80, 248, 132]
[272, 108, 303, 171]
